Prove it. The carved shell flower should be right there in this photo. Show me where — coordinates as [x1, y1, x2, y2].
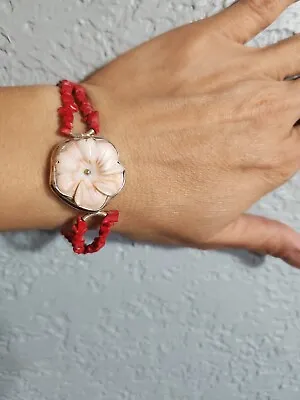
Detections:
[53, 137, 125, 211]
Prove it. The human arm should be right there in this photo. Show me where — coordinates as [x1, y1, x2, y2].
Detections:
[2, 0, 300, 267]
[0, 85, 74, 230]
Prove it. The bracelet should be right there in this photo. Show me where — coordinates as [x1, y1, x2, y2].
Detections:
[50, 80, 125, 254]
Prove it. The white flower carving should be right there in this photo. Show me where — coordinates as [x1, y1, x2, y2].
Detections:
[55, 137, 125, 211]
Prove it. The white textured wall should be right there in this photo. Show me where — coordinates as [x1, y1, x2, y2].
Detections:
[1, 1, 300, 399]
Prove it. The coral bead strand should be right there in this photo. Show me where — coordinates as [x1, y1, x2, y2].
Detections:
[58, 80, 99, 136]
[57, 80, 117, 254]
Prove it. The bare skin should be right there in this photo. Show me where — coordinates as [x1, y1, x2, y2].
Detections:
[1, 0, 300, 266]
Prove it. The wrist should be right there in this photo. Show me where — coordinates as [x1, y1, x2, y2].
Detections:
[80, 81, 133, 235]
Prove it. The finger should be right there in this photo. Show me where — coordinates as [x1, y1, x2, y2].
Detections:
[208, 214, 300, 268]
[260, 34, 300, 80]
[209, 0, 296, 44]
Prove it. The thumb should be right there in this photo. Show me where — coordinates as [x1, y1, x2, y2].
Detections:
[210, 214, 300, 268]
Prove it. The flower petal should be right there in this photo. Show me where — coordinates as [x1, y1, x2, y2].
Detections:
[94, 140, 119, 172]
[93, 171, 124, 196]
[74, 180, 108, 211]
[76, 138, 98, 163]
[102, 161, 125, 175]
[56, 141, 82, 174]
[56, 172, 78, 197]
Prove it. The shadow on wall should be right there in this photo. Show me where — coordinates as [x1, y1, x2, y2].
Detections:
[0, 230, 133, 253]
[0, 230, 266, 267]
[0, 230, 56, 252]
[0, 322, 23, 400]
[218, 249, 266, 268]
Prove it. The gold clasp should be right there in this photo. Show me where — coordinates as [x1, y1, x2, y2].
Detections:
[70, 129, 96, 139]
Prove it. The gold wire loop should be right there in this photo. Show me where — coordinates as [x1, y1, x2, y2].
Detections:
[70, 129, 96, 139]
[81, 210, 108, 223]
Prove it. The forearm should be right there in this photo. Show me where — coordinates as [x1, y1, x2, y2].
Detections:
[0, 85, 73, 230]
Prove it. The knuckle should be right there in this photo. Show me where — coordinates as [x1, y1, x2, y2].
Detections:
[264, 152, 287, 170]
[255, 90, 279, 114]
[247, 0, 278, 21]
[262, 232, 283, 258]
[275, 165, 294, 182]
[245, 143, 296, 184]
[256, 219, 287, 259]
[249, 86, 284, 119]
[262, 159, 295, 184]
[248, 0, 274, 10]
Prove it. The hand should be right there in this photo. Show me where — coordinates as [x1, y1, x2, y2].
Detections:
[83, 0, 300, 267]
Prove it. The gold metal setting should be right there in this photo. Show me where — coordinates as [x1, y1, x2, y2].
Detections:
[50, 132, 126, 214]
